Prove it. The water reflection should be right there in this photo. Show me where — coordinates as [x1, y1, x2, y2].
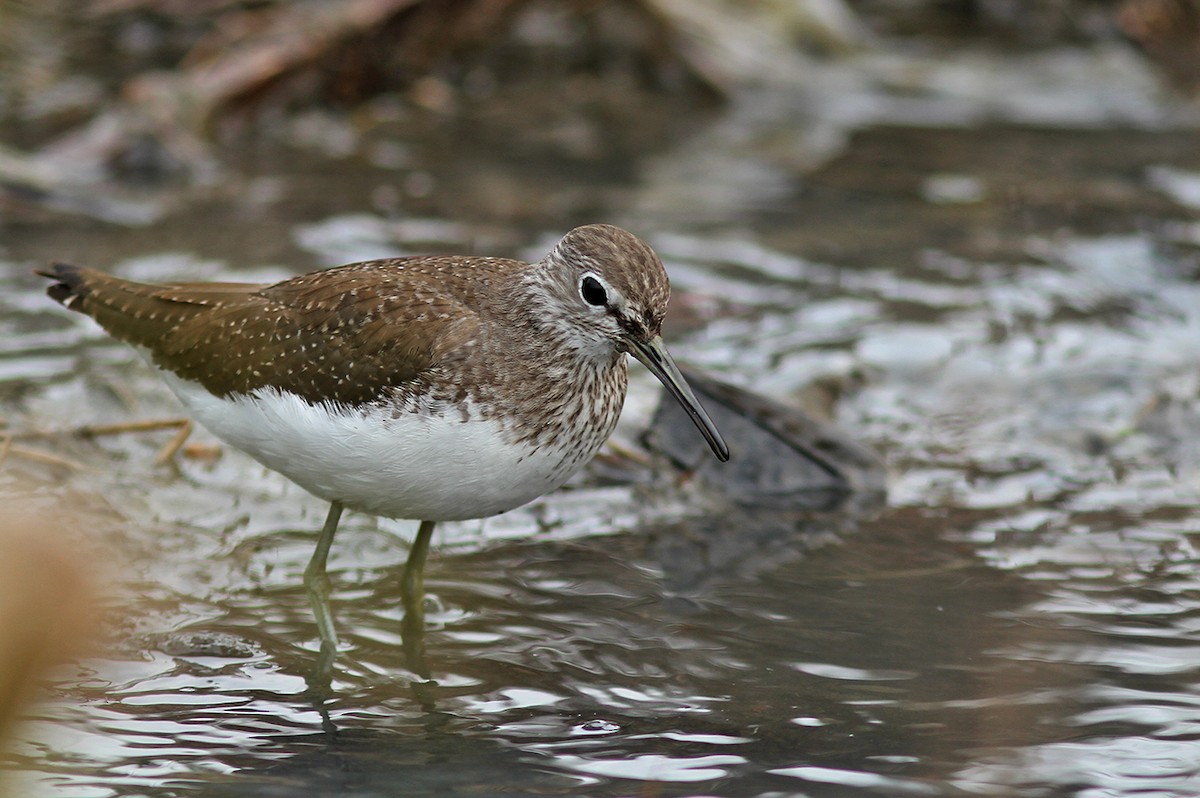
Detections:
[0, 508, 1028, 795]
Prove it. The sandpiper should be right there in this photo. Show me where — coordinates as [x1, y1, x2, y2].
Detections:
[39, 224, 728, 651]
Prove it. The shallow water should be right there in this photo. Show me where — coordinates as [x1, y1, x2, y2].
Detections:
[3, 24, 1200, 798]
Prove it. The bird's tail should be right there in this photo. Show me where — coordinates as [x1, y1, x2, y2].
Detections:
[36, 263, 90, 310]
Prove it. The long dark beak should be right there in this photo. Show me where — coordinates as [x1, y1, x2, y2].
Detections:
[630, 336, 730, 462]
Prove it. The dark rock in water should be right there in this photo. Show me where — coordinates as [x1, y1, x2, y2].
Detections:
[644, 366, 887, 511]
[628, 368, 887, 594]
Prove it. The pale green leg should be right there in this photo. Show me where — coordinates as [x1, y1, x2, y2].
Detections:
[304, 500, 344, 654]
[400, 520, 436, 613]
[400, 520, 436, 681]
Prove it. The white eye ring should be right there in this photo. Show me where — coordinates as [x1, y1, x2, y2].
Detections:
[579, 274, 608, 307]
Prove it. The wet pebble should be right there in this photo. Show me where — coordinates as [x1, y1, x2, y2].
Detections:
[153, 631, 259, 659]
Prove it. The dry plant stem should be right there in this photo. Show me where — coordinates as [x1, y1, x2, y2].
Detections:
[8, 417, 192, 440]
[0, 443, 92, 472]
[76, 418, 193, 437]
[152, 419, 193, 466]
[77, 417, 193, 466]
[2, 417, 195, 468]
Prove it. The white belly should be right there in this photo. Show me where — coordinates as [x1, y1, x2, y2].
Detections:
[161, 374, 579, 521]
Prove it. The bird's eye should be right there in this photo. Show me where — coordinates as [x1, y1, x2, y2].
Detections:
[580, 275, 608, 307]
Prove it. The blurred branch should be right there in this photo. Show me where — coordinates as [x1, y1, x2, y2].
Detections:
[1119, 0, 1200, 93]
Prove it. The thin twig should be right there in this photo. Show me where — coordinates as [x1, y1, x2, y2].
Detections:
[77, 418, 193, 438]
[0, 417, 196, 468]
[153, 419, 194, 466]
[3, 445, 93, 472]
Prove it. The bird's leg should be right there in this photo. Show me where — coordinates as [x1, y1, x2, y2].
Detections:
[304, 501, 344, 654]
[400, 520, 436, 614]
[399, 520, 436, 681]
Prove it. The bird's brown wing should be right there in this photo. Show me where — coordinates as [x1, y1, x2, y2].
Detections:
[39, 260, 484, 406]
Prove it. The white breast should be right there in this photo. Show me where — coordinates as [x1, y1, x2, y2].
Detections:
[161, 373, 580, 522]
